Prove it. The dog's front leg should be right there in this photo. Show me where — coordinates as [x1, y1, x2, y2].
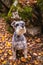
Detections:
[12, 47, 16, 60]
[24, 47, 27, 58]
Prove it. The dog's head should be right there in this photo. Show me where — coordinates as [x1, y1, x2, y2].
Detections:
[11, 21, 26, 35]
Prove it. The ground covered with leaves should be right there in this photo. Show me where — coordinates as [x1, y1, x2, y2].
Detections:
[0, 18, 43, 65]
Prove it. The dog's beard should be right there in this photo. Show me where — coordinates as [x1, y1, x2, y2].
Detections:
[15, 27, 26, 35]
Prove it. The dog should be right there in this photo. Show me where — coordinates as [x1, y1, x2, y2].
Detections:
[11, 20, 27, 60]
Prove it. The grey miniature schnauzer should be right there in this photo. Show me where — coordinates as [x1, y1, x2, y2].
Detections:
[11, 20, 27, 60]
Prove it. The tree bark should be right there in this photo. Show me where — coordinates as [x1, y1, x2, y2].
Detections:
[0, 0, 10, 11]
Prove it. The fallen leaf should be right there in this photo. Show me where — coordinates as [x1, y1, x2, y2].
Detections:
[2, 36, 5, 41]
[33, 53, 37, 56]
[21, 57, 27, 62]
[18, 60, 21, 64]
[6, 41, 11, 47]
[14, 62, 17, 65]
[0, 46, 3, 50]
[2, 60, 7, 64]
[8, 50, 12, 55]
[38, 53, 41, 56]
[34, 60, 39, 65]
[35, 38, 41, 43]
[4, 53, 7, 57]
[27, 55, 31, 60]
[9, 56, 13, 60]
[1, 56, 4, 61]
[0, 50, 2, 53]
[10, 62, 12, 65]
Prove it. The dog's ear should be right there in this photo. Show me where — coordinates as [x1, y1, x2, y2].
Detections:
[11, 21, 16, 28]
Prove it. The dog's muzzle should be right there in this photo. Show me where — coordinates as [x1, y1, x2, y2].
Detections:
[16, 26, 26, 35]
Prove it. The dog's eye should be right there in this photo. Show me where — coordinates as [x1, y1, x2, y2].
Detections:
[22, 23, 25, 26]
[16, 24, 19, 27]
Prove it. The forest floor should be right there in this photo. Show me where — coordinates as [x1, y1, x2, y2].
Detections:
[0, 18, 43, 65]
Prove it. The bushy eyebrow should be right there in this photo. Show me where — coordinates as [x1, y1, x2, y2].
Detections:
[15, 22, 25, 26]
[19, 23, 25, 25]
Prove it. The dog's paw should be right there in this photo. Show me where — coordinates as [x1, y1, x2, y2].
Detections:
[24, 55, 27, 59]
[13, 57, 16, 60]
[12, 56, 16, 60]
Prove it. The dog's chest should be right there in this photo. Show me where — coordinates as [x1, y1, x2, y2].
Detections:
[14, 33, 24, 42]
[13, 33, 25, 49]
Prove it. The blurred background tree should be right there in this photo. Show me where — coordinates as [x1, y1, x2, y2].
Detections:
[0, 0, 43, 35]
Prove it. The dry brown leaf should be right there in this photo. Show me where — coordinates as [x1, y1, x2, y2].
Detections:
[38, 53, 41, 56]
[4, 53, 7, 57]
[26, 63, 31, 65]
[6, 41, 11, 47]
[9, 62, 13, 65]
[34, 60, 39, 65]
[2, 60, 7, 64]
[14, 62, 17, 65]
[28, 0, 37, 3]
[1, 56, 4, 61]
[0, 50, 2, 53]
[8, 50, 12, 55]
[33, 53, 37, 56]
[0, 59, 1, 63]
[9, 56, 13, 60]
[35, 38, 41, 43]
[21, 57, 26, 62]
[19, 0, 26, 3]
[2, 36, 5, 41]
[41, 52, 43, 55]
[27, 55, 31, 60]
[18, 60, 21, 64]
[0, 46, 3, 50]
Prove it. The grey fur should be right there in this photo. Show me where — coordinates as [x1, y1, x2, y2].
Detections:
[11, 21, 27, 60]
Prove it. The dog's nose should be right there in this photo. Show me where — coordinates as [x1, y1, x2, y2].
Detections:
[22, 25, 24, 28]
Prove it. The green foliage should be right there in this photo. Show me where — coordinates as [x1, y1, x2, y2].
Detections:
[0, 0, 43, 33]
[12, 0, 15, 3]
[0, 13, 6, 17]
[7, 25, 13, 33]
[8, 4, 17, 17]
[37, 0, 43, 11]
[8, 5, 14, 17]
[0, 2, 3, 9]
[18, 6, 32, 20]
[8, 2, 32, 20]
[5, 17, 14, 33]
